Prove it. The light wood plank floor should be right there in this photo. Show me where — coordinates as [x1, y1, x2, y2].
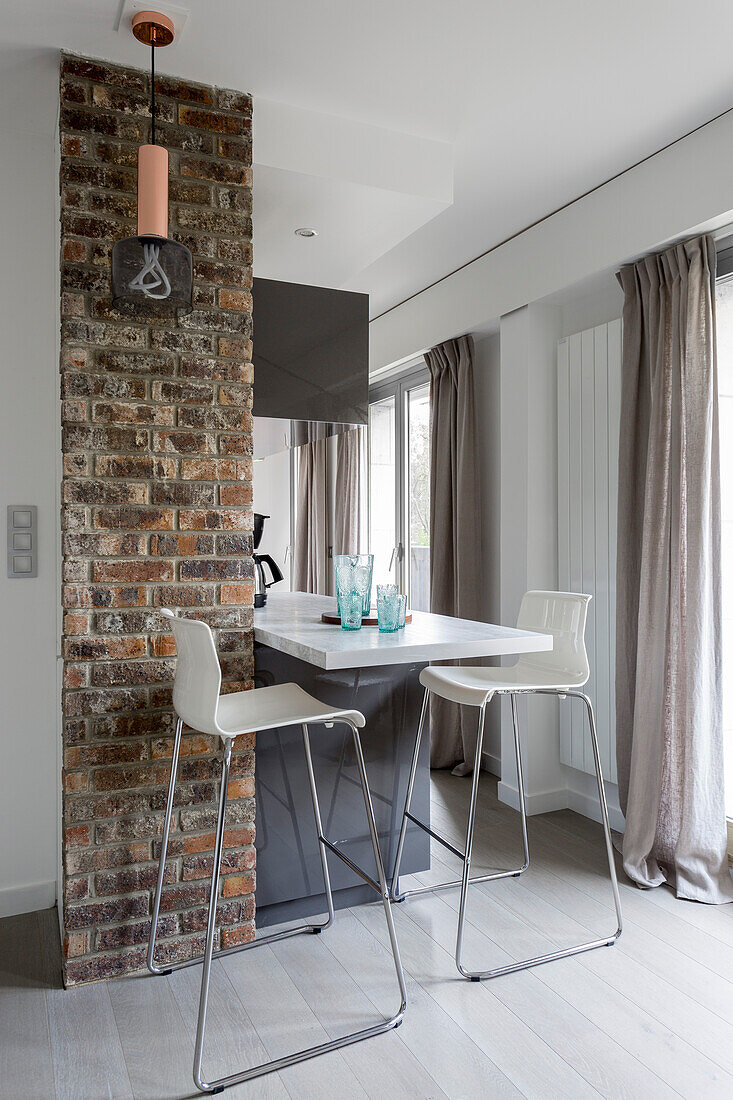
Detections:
[3, 771, 733, 1099]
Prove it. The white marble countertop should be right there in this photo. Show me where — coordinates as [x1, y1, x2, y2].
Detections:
[253, 591, 553, 670]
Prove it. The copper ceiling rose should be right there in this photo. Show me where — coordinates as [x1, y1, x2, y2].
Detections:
[131, 10, 175, 47]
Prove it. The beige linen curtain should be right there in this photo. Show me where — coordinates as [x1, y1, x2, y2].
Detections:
[293, 438, 329, 594]
[616, 235, 733, 903]
[425, 335, 482, 774]
[334, 426, 367, 556]
[293, 425, 366, 593]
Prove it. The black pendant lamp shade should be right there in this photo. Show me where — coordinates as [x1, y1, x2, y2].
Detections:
[111, 11, 192, 315]
[112, 237, 192, 316]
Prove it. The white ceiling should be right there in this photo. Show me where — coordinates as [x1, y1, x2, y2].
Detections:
[5, 0, 733, 317]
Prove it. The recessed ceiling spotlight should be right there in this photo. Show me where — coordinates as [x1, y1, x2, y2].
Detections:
[294, 227, 318, 238]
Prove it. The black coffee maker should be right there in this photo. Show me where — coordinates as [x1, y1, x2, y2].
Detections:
[253, 513, 283, 608]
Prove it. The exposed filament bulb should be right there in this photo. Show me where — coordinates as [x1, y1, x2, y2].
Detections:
[129, 242, 171, 300]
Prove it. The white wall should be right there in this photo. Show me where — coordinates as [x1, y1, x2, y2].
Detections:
[0, 49, 60, 917]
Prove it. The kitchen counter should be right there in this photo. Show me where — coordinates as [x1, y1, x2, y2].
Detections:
[253, 591, 553, 929]
[254, 591, 553, 669]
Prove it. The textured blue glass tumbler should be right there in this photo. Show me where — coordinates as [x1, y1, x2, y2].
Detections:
[377, 585, 406, 632]
[334, 554, 374, 618]
[339, 591, 363, 630]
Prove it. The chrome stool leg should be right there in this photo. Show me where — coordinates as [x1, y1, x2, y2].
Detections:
[147, 717, 183, 976]
[579, 691, 623, 938]
[301, 724, 335, 931]
[455, 701, 488, 977]
[350, 723, 408, 1007]
[148, 720, 407, 1094]
[194, 737, 233, 1093]
[510, 694, 530, 875]
[455, 695, 530, 978]
[458, 689, 623, 981]
[390, 687, 429, 903]
[390, 689, 530, 907]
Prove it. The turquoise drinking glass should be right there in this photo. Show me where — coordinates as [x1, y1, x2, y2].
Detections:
[334, 554, 374, 616]
[339, 591, 363, 631]
[377, 584, 401, 632]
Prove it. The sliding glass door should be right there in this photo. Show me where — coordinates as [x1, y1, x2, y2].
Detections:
[368, 366, 431, 610]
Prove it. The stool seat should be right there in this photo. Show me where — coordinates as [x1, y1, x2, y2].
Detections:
[216, 683, 365, 737]
[420, 665, 580, 707]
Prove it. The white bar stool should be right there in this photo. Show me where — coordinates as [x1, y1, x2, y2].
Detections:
[390, 591, 622, 981]
[147, 610, 407, 1094]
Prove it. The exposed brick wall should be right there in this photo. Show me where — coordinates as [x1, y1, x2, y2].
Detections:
[59, 54, 255, 985]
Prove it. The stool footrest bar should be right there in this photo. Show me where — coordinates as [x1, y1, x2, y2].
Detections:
[196, 1010, 405, 1092]
[319, 836, 382, 895]
[151, 918, 327, 976]
[398, 863, 530, 902]
[405, 812, 466, 861]
[461, 934, 620, 981]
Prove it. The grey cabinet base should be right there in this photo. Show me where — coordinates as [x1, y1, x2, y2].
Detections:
[253, 642, 430, 928]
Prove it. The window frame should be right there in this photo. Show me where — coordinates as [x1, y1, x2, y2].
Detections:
[368, 360, 431, 600]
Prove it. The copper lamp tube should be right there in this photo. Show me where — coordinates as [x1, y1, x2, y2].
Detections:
[137, 144, 169, 238]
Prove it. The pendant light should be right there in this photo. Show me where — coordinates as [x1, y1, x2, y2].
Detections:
[111, 10, 193, 315]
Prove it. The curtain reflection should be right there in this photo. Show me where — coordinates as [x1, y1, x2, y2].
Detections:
[293, 426, 367, 595]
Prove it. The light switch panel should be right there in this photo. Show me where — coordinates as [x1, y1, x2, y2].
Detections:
[7, 505, 37, 578]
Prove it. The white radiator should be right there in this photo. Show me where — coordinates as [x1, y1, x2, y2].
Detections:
[557, 320, 621, 782]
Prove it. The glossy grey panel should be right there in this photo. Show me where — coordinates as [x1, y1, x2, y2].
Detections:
[254, 642, 430, 927]
[252, 277, 368, 425]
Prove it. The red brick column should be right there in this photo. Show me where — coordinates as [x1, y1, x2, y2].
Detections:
[59, 54, 255, 984]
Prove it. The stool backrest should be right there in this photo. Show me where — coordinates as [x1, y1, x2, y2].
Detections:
[160, 609, 222, 733]
[515, 591, 591, 686]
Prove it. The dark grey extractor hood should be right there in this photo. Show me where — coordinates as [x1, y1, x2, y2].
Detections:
[252, 277, 369, 427]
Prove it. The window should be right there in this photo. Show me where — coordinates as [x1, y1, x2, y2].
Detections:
[368, 365, 431, 611]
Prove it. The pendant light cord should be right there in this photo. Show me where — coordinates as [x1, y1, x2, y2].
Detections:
[150, 36, 156, 146]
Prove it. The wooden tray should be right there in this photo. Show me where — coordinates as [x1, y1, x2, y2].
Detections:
[321, 610, 412, 626]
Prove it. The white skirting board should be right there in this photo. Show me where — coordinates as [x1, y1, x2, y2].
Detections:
[567, 783, 625, 834]
[495, 773, 625, 834]
[497, 779, 570, 817]
[480, 750, 501, 778]
[0, 879, 56, 920]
